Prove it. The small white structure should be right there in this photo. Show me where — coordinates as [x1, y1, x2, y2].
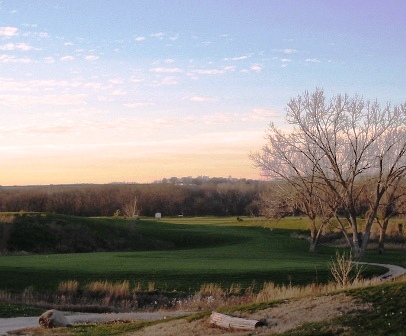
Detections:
[155, 212, 161, 219]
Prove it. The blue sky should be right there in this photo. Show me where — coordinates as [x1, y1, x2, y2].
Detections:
[1, 0, 405, 185]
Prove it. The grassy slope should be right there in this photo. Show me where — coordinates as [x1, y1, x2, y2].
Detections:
[0, 215, 401, 294]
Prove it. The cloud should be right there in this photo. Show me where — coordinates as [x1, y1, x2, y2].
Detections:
[224, 55, 249, 61]
[109, 78, 124, 84]
[60, 55, 74, 61]
[245, 108, 278, 120]
[203, 113, 235, 125]
[44, 56, 55, 63]
[305, 58, 321, 63]
[0, 94, 87, 107]
[85, 55, 100, 61]
[190, 96, 217, 102]
[157, 76, 179, 85]
[111, 89, 127, 96]
[283, 48, 298, 54]
[250, 64, 262, 72]
[150, 67, 182, 73]
[123, 102, 155, 108]
[150, 32, 165, 39]
[191, 66, 235, 75]
[0, 26, 18, 37]
[0, 55, 32, 63]
[134, 36, 145, 41]
[0, 43, 35, 51]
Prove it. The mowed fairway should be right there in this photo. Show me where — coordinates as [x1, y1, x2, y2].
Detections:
[0, 217, 341, 292]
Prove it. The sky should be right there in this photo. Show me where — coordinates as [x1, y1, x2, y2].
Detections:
[0, 0, 405, 185]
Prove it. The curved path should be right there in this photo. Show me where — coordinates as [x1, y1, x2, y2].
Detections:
[354, 262, 406, 282]
[0, 311, 192, 336]
[1, 263, 405, 335]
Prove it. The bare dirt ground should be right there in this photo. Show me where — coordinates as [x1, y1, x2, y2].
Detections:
[125, 292, 370, 336]
[1, 293, 369, 336]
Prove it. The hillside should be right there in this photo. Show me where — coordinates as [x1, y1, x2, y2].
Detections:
[1, 213, 239, 254]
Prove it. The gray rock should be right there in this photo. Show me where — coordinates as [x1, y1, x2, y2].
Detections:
[38, 309, 70, 328]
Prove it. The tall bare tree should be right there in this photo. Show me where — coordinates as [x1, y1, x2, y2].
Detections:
[123, 195, 140, 219]
[252, 89, 405, 257]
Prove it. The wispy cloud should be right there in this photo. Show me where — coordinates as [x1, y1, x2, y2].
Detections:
[283, 48, 298, 54]
[203, 113, 235, 125]
[134, 36, 145, 41]
[0, 94, 87, 107]
[0, 55, 32, 63]
[191, 66, 235, 75]
[244, 108, 279, 120]
[0, 43, 35, 51]
[305, 58, 321, 63]
[156, 76, 179, 86]
[250, 64, 262, 72]
[150, 32, 165, 39]
[150, 67, 183, 73]
[123, 102, 155, 108]
[85, 55, 100, 61]
[60, 55, 74, 61]
[190, 96, 217, 102]
[0, 26, 18, 37]
[224, 55, 249, 61]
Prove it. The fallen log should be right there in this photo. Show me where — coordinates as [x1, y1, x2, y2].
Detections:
[210, 311, 265, 330]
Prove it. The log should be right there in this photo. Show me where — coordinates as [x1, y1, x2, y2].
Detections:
[210, 311, 265, 330]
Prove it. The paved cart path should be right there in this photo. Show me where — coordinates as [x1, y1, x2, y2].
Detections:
[0, 311, 192, 335]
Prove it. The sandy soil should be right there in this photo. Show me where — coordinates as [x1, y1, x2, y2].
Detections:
[125, 293, 370, 336]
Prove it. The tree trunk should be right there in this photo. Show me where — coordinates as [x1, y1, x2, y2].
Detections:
[348, 214, 363, 259]
[378, 218, 390, 254]
[309, 239, 319, 253]
[308, 218, 323, 253]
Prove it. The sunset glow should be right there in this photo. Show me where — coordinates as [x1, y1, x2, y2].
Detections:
[1, 1, 405, 185]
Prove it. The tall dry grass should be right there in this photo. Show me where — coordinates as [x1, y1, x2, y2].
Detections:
[0, 274, 386, 313]
[85, 280, 130, 298]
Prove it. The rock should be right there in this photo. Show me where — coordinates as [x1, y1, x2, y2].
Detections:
[38, 309, 70, 328]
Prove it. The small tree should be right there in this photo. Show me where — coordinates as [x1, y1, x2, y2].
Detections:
[122, 196, 140, 219]
[329, 250, 364, 287]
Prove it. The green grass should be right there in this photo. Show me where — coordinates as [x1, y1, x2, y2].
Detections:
[0, 302, 44, 318]
[0, 215, 401, 294]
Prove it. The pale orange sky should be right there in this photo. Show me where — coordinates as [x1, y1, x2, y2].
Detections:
[1, 1, 405, 185]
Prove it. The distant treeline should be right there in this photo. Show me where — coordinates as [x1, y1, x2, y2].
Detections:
[0, 177, 266, 217]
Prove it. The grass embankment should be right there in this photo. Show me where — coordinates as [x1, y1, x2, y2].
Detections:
[0, 214, 402, 297]
[0, 214, 340, 293]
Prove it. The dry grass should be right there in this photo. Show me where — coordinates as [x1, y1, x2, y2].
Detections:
[58, 280, 79, 294]
[174, 274, 381, 312]
[85, 280, 130, 298]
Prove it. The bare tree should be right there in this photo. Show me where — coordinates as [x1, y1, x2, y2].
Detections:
[250, 122, 334, 252]
[374, 178, 406, 253]
[252, 89, 406, 257]
[122, 195, 140, 219]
